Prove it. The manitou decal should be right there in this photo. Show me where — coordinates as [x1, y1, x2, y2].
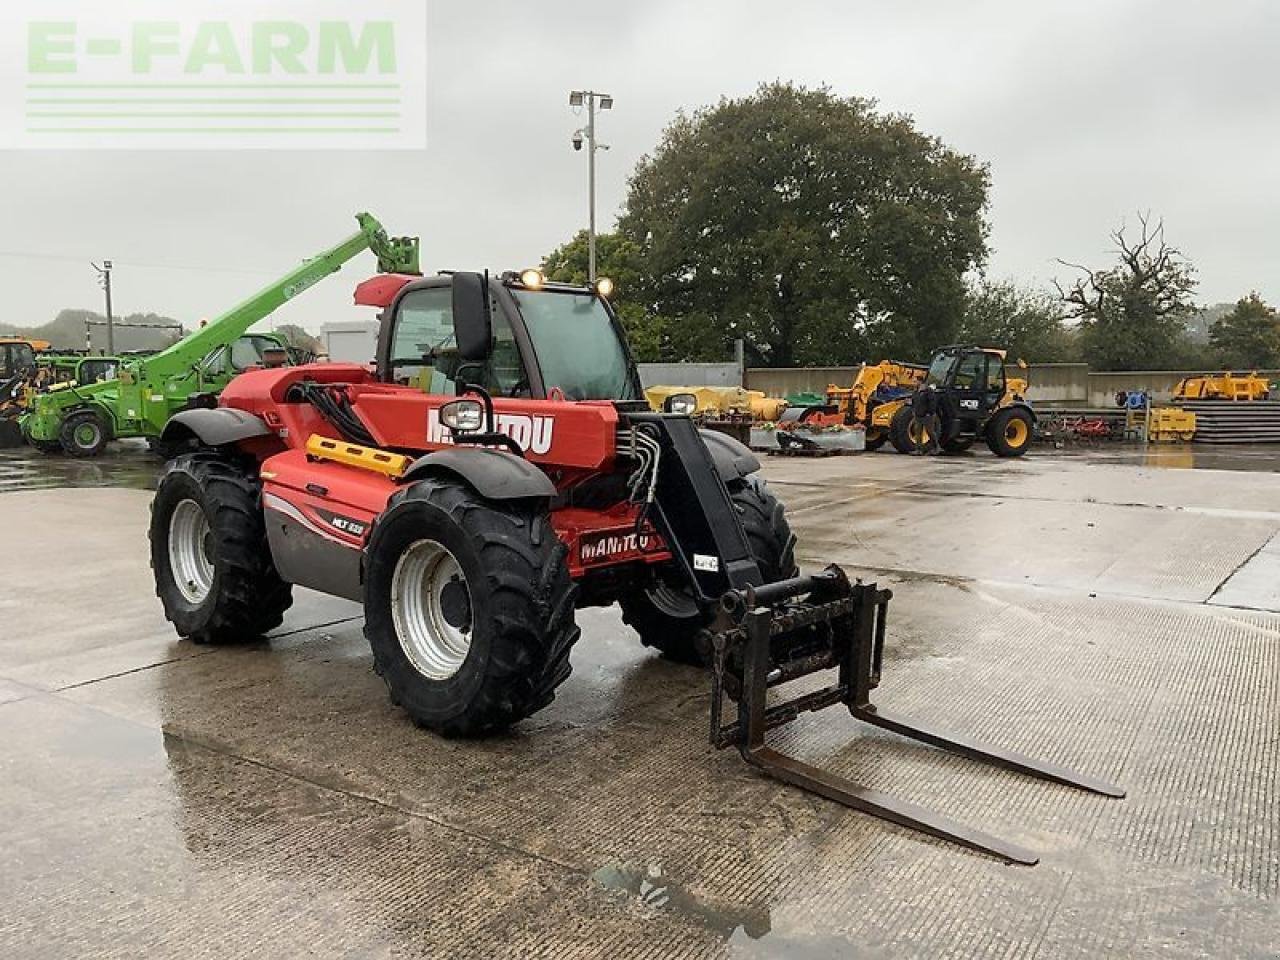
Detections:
[579, 530, 659, 565]
[427, 408, 555, 456]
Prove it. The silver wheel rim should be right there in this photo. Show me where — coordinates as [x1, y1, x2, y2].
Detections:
[649, 580, 700, 619]
[391, 539, 473, 680]
[169, 499, 214, 605]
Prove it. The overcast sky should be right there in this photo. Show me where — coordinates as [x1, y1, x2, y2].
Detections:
[0, 0, 1275, 340]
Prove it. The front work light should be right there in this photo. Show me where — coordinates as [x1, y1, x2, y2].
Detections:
[439, 398, 485, 433]
[663, 393, 697, 416]
[595, 276, 615, 298]
[520, 268, 545, 290]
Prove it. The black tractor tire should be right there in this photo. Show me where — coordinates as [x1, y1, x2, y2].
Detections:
[986, 407, 1034, 457]
[150, 453, 293, 644]
[889, 405, 918, 454]
[59, 409, 111, 457]
[363, 477, 580, 738]
[619, 474, 798, 665]
[864, 428, 888, 452]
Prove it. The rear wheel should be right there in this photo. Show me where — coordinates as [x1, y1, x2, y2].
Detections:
[986, 407, 1034, 457]
[60, 409, 110, 457]
[150, 453, 293, 644]
[364, 477, 580, 737]
[620, 474, 798, 665]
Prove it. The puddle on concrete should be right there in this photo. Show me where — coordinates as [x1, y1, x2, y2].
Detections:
[591, 860, 772, 941]
[0, 440, 162, 493]
[1046, 442, 1280, 473]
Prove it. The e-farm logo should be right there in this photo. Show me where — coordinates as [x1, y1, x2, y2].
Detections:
[1, 1, 426, 149]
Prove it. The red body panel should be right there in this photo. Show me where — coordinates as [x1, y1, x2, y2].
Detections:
[353, 273, 416, 307]
[222, 364, 619, 473]
[224, 363, 673, 584]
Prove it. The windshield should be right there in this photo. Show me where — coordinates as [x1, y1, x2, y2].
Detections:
[230, 335, 281, 371]
[509, 289, 638, 401]
[0, 344, 35, 377]
[925, 352, 955, 387]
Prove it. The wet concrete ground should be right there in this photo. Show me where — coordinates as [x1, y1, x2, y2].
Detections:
[1, 442, 1277, 958]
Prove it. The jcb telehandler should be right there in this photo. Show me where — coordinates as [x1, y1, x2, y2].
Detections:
[149, 218, 1120, 864]
[883, 345, 1035, 456]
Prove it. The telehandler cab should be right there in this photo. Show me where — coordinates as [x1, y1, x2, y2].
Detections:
[149, 223, 1120, 864]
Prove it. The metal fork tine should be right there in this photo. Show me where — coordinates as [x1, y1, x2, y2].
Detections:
[853, 705, 1127, 798]
[742, 744, 1040, 865]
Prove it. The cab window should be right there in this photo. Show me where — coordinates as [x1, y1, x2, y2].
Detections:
[985, 354, 1005, 398]
[953, 352, 986, 389]
[200, 346, 230, 378]
[389, 286, 527, 396]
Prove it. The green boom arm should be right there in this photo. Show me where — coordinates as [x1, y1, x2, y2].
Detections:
[133, 212, 418, 380]
[23, 212, 418, 451]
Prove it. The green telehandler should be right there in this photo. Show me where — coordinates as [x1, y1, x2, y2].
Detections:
[22, 213, 419, 457]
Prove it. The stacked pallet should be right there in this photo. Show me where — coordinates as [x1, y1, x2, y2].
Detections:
[1180, 400, 1280, 443]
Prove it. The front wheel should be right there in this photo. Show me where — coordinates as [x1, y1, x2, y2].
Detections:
[986, 407, 1034, 457]
[620, 474, 798, 665]
[150, 453, 293, 644]
[363, 477, 580, 737]
[60, 409, 111, 457]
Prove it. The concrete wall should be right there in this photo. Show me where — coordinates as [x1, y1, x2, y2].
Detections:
[744, 366, 860, 397]
[638, 362, 741, 388]
[744, 363, 1277, 409]
[741, 365, 1091, 401]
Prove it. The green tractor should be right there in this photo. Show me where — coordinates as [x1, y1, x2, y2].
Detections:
[22, 212, 417, 457]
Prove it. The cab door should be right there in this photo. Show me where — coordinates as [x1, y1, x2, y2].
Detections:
[947, 350, 989, 423]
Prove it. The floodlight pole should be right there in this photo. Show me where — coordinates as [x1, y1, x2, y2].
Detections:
[92, 260, 115, 355]
[587, 95, 597, 283]
[570, 90, 612, 284]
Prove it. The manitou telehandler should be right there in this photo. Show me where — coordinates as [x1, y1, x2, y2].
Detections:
[148, 219, 1121, 864]
[22, 214, 416, 458]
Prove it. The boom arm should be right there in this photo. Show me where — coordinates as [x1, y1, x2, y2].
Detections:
[133, 212, 419, 379]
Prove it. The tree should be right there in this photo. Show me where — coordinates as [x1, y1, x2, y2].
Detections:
[958, 279, 1076, 362]
[617, 82, 990, 366]
[1055, 214, 1198, 370]
[1209, 293, 1280, 369]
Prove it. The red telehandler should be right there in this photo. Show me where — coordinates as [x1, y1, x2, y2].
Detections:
[149, 215, 1121, 865]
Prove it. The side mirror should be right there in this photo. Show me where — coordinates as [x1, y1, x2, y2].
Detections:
[451, 272, 493, 365]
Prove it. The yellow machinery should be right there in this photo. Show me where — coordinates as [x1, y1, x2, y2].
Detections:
[782, 361, 926, 450]
[1172, 372, 1271, 402]
[1147, 408, 1196, 442]
[645, 385, 787, 422]
[875, 346, 1035, 457]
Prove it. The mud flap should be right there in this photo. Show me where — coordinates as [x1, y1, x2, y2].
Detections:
[708, 565, 1125, 865]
